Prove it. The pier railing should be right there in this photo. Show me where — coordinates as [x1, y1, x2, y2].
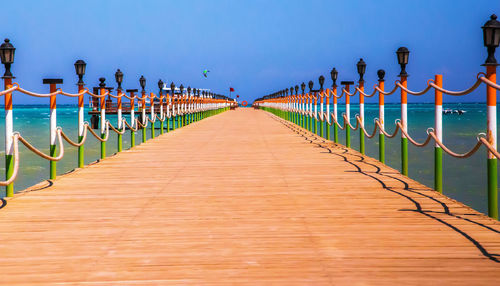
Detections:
[253, 14, 500, 219]
[0, 40, 237, 196]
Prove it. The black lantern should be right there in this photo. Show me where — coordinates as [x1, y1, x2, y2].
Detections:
[74, 60, 86, 85]
[179, 84, 184, 95]
[318, 75, 325, 91]
[170, 82, 175, 95]
[330, 68, 338, 87]
[115, 69, 123, 90]
[187, 86, 191, 95]
[301, 82, 306, 93]
[197, 89, 200, 97]
[158, 79, 164, 94]
[295, 85, 299, 94]
[396, 47, 409, 77]
[139, 75, 146, 92]
[357, 58, 366, 82]
[308, 80, 314, 92]
[0, 39, 15, 78]
[285, 88, 289, 96]
[377, 69, 385, 82]
[290, 86, 294, 95]
[99, 77, 106, 88]
[482, 14, 500, 65]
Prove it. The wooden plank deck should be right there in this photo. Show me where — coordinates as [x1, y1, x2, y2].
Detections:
[0, 108, 499, 285]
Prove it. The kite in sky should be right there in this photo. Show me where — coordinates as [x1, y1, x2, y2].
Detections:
[203, 69, 210, 78]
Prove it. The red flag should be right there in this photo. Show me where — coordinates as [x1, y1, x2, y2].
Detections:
[230, 87, 235, 92]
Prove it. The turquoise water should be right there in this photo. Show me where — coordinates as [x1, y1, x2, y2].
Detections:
[0, 103, 496, 216]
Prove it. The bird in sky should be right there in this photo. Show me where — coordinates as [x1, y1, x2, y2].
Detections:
[203, 69, 210, 78]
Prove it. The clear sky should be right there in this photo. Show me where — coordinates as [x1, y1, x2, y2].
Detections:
[2, 0, 500, 104]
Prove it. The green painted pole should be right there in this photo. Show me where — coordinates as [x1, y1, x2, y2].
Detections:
[486, 65, 498, 219]
[434, 74, 443, 193]
[400, 76, 409, 176]
[378, 75, 385, 163]
[78, 84, 85, 168]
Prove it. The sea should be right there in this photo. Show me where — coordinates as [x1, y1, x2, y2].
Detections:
[0, 103, 496, 216]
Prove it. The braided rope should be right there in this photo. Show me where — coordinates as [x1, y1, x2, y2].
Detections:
[396, 122, 433, 147]
[123, 119, 139, 132]
[480, 76, 500, 90]
[355, 86, 377, 97]
[0, 134, 20, 186]
[15, 86, 62, 97]
[87, 122, 110, 142]
[17, 129, 64, 161]
[356, 116, 379, 138]
[0, 85, 19, 96]
[155, 114, 166, 122]
[396, 80, 434, 96]
[479, 137, 500, 159]
[343, 114, 359, 130]
[429, 78, 482, 96]
[375, 82, 399, 95]
[430, 132, 482, 158]
[342, 88, 358, 97]
[108, 121, 126, 135]
[376, 120, 400, 138]
[59, 124, 89, 147]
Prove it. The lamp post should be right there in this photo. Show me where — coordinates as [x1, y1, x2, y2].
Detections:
[341, 80, 354, 148]
[0, 39, 15, 196]
[357, 58, 366, 154]
[158, 79, 164, 134]
[482, 14, 500, 219]
[99, 77, 107, 159]
[294, 85, 299, 125]
[126, 88, 138, 147]
[301, 82, 306, 128]
[187, 86, 192, 124]
[397, 46, 410, 176]
[43, 78, 63, 180]
[139, 75, 147, 143]
[115, 69, 124, 151]
[179, 84, 184, 127]
[330, 68, 338, 143]
[170, 82, 176, 130]
[74, 59, 86, 168]
[319, 75, 325, 138]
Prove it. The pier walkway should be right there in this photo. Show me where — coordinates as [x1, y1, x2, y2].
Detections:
[0, 108, 499, 285]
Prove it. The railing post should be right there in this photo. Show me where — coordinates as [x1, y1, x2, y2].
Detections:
[486, 65, 498, 219]
[344, 83, 351, 148]
[159, 91, 164, 134]
[320, 93, 324, 138]
[99, 78, 106, 159]
[141, 92, 146, 143]
[127, 89, 136, 148]
[43, 79, 62, 180]
[400, 75, 409, 176]
[313, 93, 317, 134]
[4, 77, 14, 196]
[434, 74, 443, 193]
[326, 90, 330, 140]
[378, 70, 385, 163]
[77, 82, 85, 168]
[333, 86, 338, 143]
[117, 88, 123, 152]
[359, 81, 365, 154]
[150, 93, 155, 139]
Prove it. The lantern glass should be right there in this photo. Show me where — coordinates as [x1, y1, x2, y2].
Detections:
[115, 69, 123, 84]
[396, 47, 409, 65]
[158, 79, 164, 91]
[357, 59, 366, 75]
[308, 80, 313, 91]
[0, 39, 15, 64]
[482, 15, 500, 47]
[139, 76, 146, 90]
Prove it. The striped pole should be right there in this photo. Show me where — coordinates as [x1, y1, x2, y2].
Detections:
[4, 77, 14, 196]
[326, 90, 330, 140]
[320, 93, 324, 138]
[129, 90, 136, 147]
[434, 74, 443, 193]
[300, 93, 305, 128]
[333, 86, 338, 143]
[309, 94, 313, 132]
[313, 93, 318, 134]
[99, 78, 106, 159]
[400, 76, 409, 176]
[378, 70, 385, 163]
[150, 93, 155, 139]
[117, 88, 123, 152]
[486, 65, 498, 219]
[304, 94, 309, 129]
[78, 83, 85, 168]
[43, 79, 62, 180]
[344, 83, 351, 148]
[159, 92, 164, 134]
[359, 81, 365, 155]
[141, 92, 146, 143]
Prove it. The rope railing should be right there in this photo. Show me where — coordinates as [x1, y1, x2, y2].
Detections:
[0, 74, 235, 198]
[253, 53, 500, 219]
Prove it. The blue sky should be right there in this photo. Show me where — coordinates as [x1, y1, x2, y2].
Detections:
[2, 0, 500, 104]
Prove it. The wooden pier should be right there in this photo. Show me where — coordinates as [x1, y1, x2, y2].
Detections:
[0, 108, 499, 285]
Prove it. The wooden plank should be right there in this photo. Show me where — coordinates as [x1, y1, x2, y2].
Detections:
[0, 108, 498, 285]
